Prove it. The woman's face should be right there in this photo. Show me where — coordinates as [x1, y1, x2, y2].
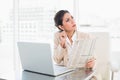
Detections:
[61, 13, 76, 32]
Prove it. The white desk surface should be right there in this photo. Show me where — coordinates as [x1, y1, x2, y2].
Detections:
[0, 68, 95, 80]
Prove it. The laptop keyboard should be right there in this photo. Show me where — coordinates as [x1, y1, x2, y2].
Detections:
[0, 78, 6, 80]
[54, 65, 68, 71]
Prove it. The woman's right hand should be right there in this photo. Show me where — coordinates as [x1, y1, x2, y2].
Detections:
[59, 31, 67, 48]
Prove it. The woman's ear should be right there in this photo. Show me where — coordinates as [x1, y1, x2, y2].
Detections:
[58, 25, 64, 31]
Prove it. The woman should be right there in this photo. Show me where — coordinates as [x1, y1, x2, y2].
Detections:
[53, 10, 97, 80]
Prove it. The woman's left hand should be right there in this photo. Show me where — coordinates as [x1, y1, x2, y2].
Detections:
[85, 57, 96, 69]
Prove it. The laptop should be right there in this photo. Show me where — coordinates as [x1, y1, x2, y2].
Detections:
[17, 42, 74, 76]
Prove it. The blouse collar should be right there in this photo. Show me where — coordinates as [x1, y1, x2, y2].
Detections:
[66, 30, 77, 45]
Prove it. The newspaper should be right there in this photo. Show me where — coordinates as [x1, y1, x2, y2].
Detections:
[67, 39, 96, 69]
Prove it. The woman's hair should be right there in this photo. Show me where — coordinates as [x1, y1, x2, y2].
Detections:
[54, 10, 69, 31]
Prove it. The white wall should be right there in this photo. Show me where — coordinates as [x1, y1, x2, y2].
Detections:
[78, 0, 120, 21]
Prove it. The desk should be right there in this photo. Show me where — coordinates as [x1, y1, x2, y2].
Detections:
[22, 69, 95, 80]
[0, 68, 94, 80]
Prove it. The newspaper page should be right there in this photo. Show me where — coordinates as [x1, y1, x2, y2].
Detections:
[67, 39, 96, 69]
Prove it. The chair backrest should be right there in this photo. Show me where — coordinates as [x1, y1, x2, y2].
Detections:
[110, 51, 120, 72]
[90, 32, 110, 80]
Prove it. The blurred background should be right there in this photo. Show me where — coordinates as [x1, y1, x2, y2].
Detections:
[0, 0, 120, 80]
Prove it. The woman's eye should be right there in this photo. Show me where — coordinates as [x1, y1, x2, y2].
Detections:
[66, 19, 70, 22]
[71, 16, 74, 19]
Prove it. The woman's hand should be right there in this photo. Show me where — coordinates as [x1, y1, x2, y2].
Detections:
[85, 57, 96, 69]
[59, 31, 67, 48]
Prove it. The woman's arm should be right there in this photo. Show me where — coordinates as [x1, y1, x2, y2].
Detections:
[53, 32, 67, 65]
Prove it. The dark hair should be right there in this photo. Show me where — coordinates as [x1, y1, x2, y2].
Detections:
[54, 10, 69, 31]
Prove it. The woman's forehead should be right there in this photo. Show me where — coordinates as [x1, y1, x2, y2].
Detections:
[63, 13, 72, 19]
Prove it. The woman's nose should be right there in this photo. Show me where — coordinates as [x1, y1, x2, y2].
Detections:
[71, 19, 75, 24]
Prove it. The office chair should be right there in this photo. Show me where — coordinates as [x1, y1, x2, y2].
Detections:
[110, 51, 120, 80]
